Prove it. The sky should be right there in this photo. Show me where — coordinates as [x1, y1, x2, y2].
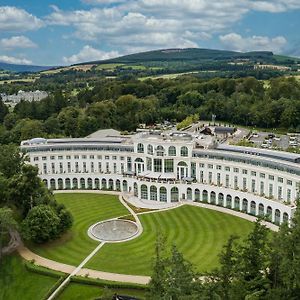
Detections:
[0, 0, 300, 66]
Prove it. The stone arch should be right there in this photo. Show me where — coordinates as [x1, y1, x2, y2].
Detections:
[116, 179, 121, 191]
[150, 185, 157, 201]
[159, 186, 167, 202]
[72, 178, 78, 189]
[87, 178, 93, 189]
[50, 178, 56, 190]
[234, 196, 240, 210]
[283, 212, 289, 223]
[141, 184, 148, 200]
[266, 206, 272, 221]
[95, 178, 100, 189]
[187, 187, 192, 200]
[57, 178, 63, 190]
[194, 189, 200, 201]
[122, 180, 128, 192]
[210, 191, 216, 204]
[65, 178, 71, 189]
[80, 178, 85, 189]
[242, 198, 248, 212]
[202, 190, 208, 201]
[226, 195, 232, 208]
[101, 178, 107, 189]
[250, 201, 256, 215]
[171, 187, 179, 202]
[218, 193, 224, 206]
[42, 179, 48, 188]
[275, 209, 281, 224]
[108, 179, 114, 190]
[258, 203, 264, 216]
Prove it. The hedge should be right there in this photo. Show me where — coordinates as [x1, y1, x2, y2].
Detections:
[25, 261, 66, 278]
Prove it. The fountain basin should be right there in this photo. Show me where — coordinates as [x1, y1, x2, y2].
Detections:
[88, 219, 139, 242]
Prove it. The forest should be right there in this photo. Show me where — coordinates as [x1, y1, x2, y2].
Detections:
[0, 75, 300, 145]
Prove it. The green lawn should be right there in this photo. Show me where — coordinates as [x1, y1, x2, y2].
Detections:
[58, 283, 146, 300]
[86, 205, 253, 275]
[29, 193, 129, 266]
[0, 255, 58, 300]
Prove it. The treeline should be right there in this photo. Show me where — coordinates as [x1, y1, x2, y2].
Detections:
[0, 145, 73, 245]
[148, 206, 300, 299]
[0, 76, 300, 144]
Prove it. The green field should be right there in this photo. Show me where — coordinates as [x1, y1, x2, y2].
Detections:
[30, 193, 253, 276]
[29, 193, 128, 265]
[86, 205, 253, 275]
[0, 255, 58, 300]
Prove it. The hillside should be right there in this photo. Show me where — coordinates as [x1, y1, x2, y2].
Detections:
[80, 48, 298, 65]
[0, 62, 54, 73]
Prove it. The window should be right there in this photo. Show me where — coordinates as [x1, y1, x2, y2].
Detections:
[59, 163, 63, 173]
[66, 155, 71, 159]
[58, 156, 63, 160]
[269, 184, 273, 197]
[217, 173, 221, 185]
[225, 174, 229, 187]
[251, 171, 256, 176]
[260, 182, 264, 195]
[225, 166, 230, 171]
[120, 156, 124, 160]
[234, 168, 239, 173]
[242, 169, 248, 174]
[106, 162, 109, 173]
[168, 146, 176, 156]
[243, 178, 247, 190]
[98, 162, 102, 172]
[199, 163, 204, 168]
[146, 158, 152, 171]
[156, 145, 165, 156]
[82, 155, 87, 159]
[269, 175, 274, 180]
[208, 164, 213, 169]
[105, 156, 109, 160]
[164, 159, 174, 173]
[83, 162, 87, 172]
[180, 146, 188, 157]
[260, 173, 265, 178]
[74, 155, 79, 159]
[287, 180, 292, 186]
[51, 163, 55, 173]
[217, 165, 222, 170]
[43, 163, 47, 174]
[200, 171, 204, 183]
[75, 162, 79, 173]
[50, 156, 55, 160]
[90, 155, 94, 159]
[42, 156, 47, 161]
[278, 186, 283, 200]
[154, 158, 162, 172]
[91, 162, 94, 172]
[251, 179, 255, 192]
[137, 143, 144, 153]
[97, 155, 102, 159]
[208, 172, 212, 184]
[191, 162, 196, 179]
[113, 163, 117, 173]
[287, 189, 291, 201]
[234, 176, 238, 189]
[67, 162, 71, 173]
[147, 144, 153, 155]
[112, 156, 117, 160]
[278, 177, 283, 183]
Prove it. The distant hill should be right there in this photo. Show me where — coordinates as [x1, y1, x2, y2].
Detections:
[80, 48, 299, 65]
[0, 62, 54, 73]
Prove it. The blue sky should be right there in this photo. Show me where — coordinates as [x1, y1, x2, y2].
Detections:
[0, 0, 300, 66]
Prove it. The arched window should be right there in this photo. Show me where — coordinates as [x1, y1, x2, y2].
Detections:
[50, 178, 56, 190]
[72, 178, 78, 189]
[88, 178, 93, 189]
[95, 178, 100, 189]
[218, 193, 224, 206]
[234, 196, 240, 210]
[101, 178, 107, 189]
[150, 186, 157, 201]
[137, 143, 144, 153]
[141, 185, 148, 200]
[226, 195, 232, 208]
[80, 178, 85, 189]
[108, 179, 114, 190]
[160, 187, 167, 202]
[283, 212, 289, 223]
[58, 178, 64, 189]
[168, 146, 176, 156]
[65, 178, 71, 189]
[210, 191, 216, 204]
[195, 189, 200, 201]
[258, 204, 264, 216]
[147, 144, 153, 155]
[242, 198, 248, 212]
[187, 187, 192, 200]
[116, 179, 121, 191]
[156, 145, 165, 156]
[171, 187, 179, 202]
[134, 183, 138, 197]
[122, 180, 128, 192]
[275, 209, 281, 225]
[43, 179, 48, 188]
[202, 190, 208, 201]
[250, 201, 256, 215]
[266, 206, 272, 221]
[180, 146, 188, 157]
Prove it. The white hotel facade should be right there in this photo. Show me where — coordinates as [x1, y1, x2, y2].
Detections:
[20, 130, 300, 225]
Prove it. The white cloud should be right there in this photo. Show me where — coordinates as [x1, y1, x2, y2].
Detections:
[219, 33, 287, 53]
[0, 55, 32, 65]
[63, 45, 119, 64]
[0, 36, 37, 49]
[0, 6, 43, 32]
[83, 0, 128, 4]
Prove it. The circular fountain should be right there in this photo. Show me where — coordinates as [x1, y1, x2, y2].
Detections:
[88, 219, 139, 242]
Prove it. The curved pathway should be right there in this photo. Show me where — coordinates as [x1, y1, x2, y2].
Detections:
[17, 190, 278, 288]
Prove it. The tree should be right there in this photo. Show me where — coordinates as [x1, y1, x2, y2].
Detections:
[0, 207, 17, 261]
[0, 99, 9, 123]
[21, 205, 60, 243]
